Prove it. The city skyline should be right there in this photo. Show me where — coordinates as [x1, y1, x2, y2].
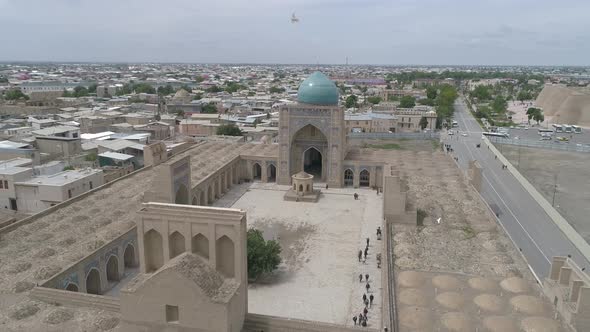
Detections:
[1, 0, 589, 66]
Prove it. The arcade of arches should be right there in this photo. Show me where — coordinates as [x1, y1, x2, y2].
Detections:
[290, 124, 327, 182]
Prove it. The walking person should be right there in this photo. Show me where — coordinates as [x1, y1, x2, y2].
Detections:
[364, 247, 368, 258]
[363, 307, 368, 317]
[358, 313, 363, 324]
[364, 298, 369, 308]
[365, 274, 369, 283]
[359, 273, 363, 282]
[362, 293, 367, 303]
[366, 237, 370, 246]
[358, 250, 362, 262]
[366, 282, 371, 293]
[369, 294, 374, 307]
[352, 315, 357, 325]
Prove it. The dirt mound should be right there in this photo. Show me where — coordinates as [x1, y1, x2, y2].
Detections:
[483, 316, 518, 332]
[7, 262, 32, 274]
[34, 248, 57, 258]
[10, 302, 40, 320]
[500, 277, 529, 294]
[474, 294, 504, 312]
[398, 306, 432, 330]
[398, 271, 424, 288]
[398, 288, 430, 306]
[536, 85, 590, 126]
[510, 295, 546, 315]
[468, 277, 498, 292]
[34, 265, 61, 280]
[521, 316, 560, 332]
[44, 308, 74, 324]
[441, 312, 472, 332]
[432, 275, 462, 290]
[436, 291, 465, 310]
[93, 315, 120, 331]
[13, 281, 35, 293]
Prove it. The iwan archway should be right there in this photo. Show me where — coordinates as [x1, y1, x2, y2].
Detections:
[290, 124, 327, 182]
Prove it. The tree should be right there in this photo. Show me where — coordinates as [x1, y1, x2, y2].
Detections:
[4, 90, 29, 100]
[201, 103, 218, 114]
[157, 85, 175, 95]
[526, 107, 544, 124]
[225, 82, 246, 93]
[179, 85, 193, 93]
[247, 228, 282, 280]
[87, 83, 97, 93]
[491, 96, 507, 113]
[269, 86, 285, 94]
[517, 90, 533, 101]
[73, 86, 89, 97]
[470, 85, 492, 101]
[206, 85, 222, 93]
[426, 86, 438, 100]
[418, 98, 435, 106]
[367, 96, 382, 105]
[399, 95, 416, 108]
[345, 95, 358, 108]
[216, 124, 243, 136]
[419, 117, 429, 130]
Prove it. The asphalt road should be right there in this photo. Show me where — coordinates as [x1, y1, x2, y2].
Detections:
[444, 98, 590, 280]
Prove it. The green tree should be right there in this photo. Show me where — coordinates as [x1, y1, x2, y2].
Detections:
[418, 98, 435, 106]
[157, 85, 175, 95]
[419, 117, 429, 130]
[526, 107, 544, 124]
[225, 82, 246, 93]
[87, 83, 97, 93]
[470, 85, 492, 100]
[193, 93, 202, 100]
[73, 86, 89, 97]
[491, 96, 507, 113]
[216, 124, 243, 136]
[367, 96, 382, 104]
[206, 85, 223, 93]
[517, 90, 533, 101]
[399, 95, 416, 108]
[247, 228, 282, 280]
[201, 103, 218, 114]
[0, 76, 8, 83]
[63, 166, 75, 171]
[345, 95, 358, 108]
[195, 76, 205, 83]
[426, 86, 438, 100]
[269, 86, 285, 94]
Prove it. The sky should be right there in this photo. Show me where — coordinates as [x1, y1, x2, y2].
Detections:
[0, 0, 589, 66]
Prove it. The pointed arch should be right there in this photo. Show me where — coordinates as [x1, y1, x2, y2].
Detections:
[191, 233, 209, 259]
[267, 164, 276, 182]
[106, 255, 119, 282]
[200, 190, 206, 206]
[65, 282, 79, 292]
[303, 146, 323, 179]
[252, 163, 262, 180]
[86, 268, 101, 295]
[124, 243, 137, 268]
[216, 235, 235, 278]
[344, 168, 354, 186]
[144, 229, 163, 272]
[360, 169, 370, 187]
[175, 184, 188, 204]
[169, 231, 186, 259]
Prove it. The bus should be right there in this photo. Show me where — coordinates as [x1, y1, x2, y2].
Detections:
[564, 125, 573, 133]
[553, 124, 563, 133]
[572, 125, 582, 134]
[538, 128, 554, 135]
[482, 132, 509, 139]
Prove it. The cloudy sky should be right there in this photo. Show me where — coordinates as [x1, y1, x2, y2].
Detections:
[1, 0, 589, 65]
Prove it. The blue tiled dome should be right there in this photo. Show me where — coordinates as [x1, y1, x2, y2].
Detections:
[297, 72, 339, 106]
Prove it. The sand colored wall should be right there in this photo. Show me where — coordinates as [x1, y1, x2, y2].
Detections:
[536, 85, 590, 126]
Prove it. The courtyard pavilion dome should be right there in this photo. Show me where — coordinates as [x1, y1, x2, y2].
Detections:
[297, 71, 339, 106]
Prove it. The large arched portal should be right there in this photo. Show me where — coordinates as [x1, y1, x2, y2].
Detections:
[303, 147, 323, 179]
[175, 184, 188, 205]
[86, 269, 101, 295]
[291, 124, 327, 181]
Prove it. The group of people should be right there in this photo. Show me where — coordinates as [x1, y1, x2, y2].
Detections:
[353, 229, 383, 328]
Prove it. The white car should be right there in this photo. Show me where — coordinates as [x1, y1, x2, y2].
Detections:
[448, 130, 454, 135]
[461, 133, 468, 137]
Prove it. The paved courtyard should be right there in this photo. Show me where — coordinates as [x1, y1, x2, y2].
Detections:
[227, 182, 383, 327]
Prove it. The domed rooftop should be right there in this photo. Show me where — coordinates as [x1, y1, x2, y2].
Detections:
[173, 89, 190, 99]
[297, 72, 339, 106]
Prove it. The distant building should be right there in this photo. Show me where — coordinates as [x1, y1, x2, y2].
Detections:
[345, 112, 397, 133]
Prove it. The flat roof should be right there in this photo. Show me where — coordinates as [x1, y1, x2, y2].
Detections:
[0, 140, 31, 149]
[16, 169, 102, 186]
[98, 151, 134, 161]
[32, 125, 79, 136]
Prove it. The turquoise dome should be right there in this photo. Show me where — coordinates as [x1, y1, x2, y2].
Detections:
[297, 72, 339, 106]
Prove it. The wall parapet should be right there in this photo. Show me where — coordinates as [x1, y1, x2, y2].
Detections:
[244, 313, 376, 332]
[30, 287, 120, 312]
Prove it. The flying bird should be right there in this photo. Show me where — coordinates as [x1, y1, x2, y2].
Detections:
[291, 12, 299, 23]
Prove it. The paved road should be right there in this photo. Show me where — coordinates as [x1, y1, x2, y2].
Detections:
[444, 97, 590, 280]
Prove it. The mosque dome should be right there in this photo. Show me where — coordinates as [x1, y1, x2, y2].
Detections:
[173, 89, 190, 100]
[297, 72, 339, 106]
